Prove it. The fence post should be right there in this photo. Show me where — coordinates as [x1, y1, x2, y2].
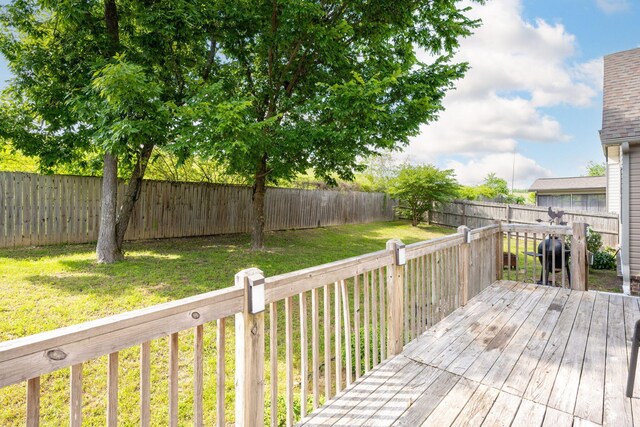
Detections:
[506, 205, 511, 223]
[495, 221, 503, 280]
[386, 239, 405, 356]
[571, 223, 588, 291]
[457, 226, 471, 306]
[234, 268, 265, 426]
[461, 202, 467, 227]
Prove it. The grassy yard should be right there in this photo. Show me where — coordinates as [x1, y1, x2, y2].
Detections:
[0, 220, 454, 426]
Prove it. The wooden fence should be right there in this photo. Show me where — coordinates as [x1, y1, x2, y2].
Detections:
[0, 222, 587, 426]
[431, 199, 619, 247]
[0, 172, 395, 248]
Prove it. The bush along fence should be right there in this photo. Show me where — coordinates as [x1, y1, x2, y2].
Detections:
[0, 172, 395, 248]
[0, 222, 588, 426]
[430, 199, 619, 247]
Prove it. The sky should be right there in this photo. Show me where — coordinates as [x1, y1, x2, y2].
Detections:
[0, 0, 638, 189]
[405, 0, 639, 188]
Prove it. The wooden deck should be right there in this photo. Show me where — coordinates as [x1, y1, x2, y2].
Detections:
[299, 280, 640, 426]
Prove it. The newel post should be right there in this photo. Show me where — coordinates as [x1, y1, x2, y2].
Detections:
[457, 226, 471, 306]
[386, 239, 405, 356]
[571, 223, 589, 291]
[234, 268, 265, 426]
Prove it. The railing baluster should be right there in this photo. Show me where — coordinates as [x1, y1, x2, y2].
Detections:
[169, 333, 179, 427]
[26, 377, 40, 427]
[323, 284, 332, 400]
[524, 233, 528, 284]
[269, 304, 278, 427]
[140, 342, 151, 427]
[194, 325, 204, 427]
[340, 280, 352, 386]
[419, 256, 425, 334]
[515, 232, 520, 282]
[299, 292, 308, 418]
[216, 318, 226, 427]
[552, 234, 556, 286]
[363, 272, 370, 373]
[404, 262, 409, 344]
[334, 281, 342, 393]
[562, 240, 566, 288]
[411, 258, 417, 340]
[542, 233, 547, 285]
[107, 352, 118, 427]
[507, 230, 512, 281]
[379, 268, 386, 361]
[70, 363, 82, 427]
[354, 275, 361, 381]
[311, 288, 320, 408]
[285, 296, 294, 426]
[533, 233, 537, 284]
[371, 271, 378, 367]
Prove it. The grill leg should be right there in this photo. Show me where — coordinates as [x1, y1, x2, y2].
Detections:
[626, 319, 640, 397]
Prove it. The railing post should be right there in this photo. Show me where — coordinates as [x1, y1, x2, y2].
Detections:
[495, 221, 503, 280]
[571, 223, 588, 291]
[457, 226, 471, 306]
[386, 239, 405, 356]
[234, 268, 265, 427]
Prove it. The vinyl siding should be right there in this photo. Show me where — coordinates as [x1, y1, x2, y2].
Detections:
[628, 144, 640, 276]
[607, 145, 621, 214]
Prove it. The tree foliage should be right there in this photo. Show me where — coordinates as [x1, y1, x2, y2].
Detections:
[389, 164, 459, 226]
[586, 161, 606, 177]
[182, 0, 482, 248]
[0, 0, 217, 261]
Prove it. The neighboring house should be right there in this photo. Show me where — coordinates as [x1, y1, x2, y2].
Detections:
[529, 176, 607, 212]
[600, 47, 640, 294]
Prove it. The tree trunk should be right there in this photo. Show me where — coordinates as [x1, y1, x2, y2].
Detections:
[115, 142, 154, 250]
[96, 153, 122, 263]
[251, 154, 268, 250]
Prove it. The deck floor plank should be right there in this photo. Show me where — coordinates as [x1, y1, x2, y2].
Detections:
[454, 284, 549, 379]
[501, 288, 572, 397]
[479, 390, 521, 427]
[603, 295, 634, 426]
[573, 292, 609, 424]
[510, 399, 546, 427]
[297, 282, 640, 427]
[479, 287, 560, 388]
[450, 384, 499, 427]
[419, 378, 479, 427]
[547, 291, 596, 414]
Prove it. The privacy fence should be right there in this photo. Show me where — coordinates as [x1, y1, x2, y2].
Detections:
[0, 172, 395, 248]
[431, 199, 619, 247]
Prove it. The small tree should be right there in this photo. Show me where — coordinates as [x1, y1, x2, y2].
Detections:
[389, 165, 459, 226]
[586, 161, 606, 176]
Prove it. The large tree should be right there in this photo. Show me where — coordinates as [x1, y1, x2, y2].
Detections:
[184, 0, 481, 249]
[0, 1, 213, 262]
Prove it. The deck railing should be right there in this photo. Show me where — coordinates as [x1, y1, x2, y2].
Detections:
[0, 222, 588, 426]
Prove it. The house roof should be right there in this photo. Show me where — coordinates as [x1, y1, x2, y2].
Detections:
[528, 176, 606, 192]
[601, 47, 640, 144]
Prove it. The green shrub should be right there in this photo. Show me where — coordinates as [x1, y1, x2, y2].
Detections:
[586, 227, 603, 254]
[592, 248, 617, 270]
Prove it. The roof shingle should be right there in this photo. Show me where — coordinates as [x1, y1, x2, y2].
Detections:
[601, 47, 640, 143]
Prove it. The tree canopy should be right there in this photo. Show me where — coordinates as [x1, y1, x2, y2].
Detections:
[0, 0, 217, 261]
[389, 164, 459, 226]
[180, 0, 482, 248]
[1, 0, 483, 253]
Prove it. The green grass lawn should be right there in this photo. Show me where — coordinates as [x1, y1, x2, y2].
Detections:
[0, 220, 454, 426]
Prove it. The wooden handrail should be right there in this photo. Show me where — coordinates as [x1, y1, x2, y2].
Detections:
[0, 286, 243, 387]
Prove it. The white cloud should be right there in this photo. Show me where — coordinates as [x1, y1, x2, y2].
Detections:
[596, 0, 630, 13]
[404, 0, 602, 187]
[445, 153, 553, 188]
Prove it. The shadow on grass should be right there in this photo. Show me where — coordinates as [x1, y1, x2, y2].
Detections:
[11, 222, 455, 300]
